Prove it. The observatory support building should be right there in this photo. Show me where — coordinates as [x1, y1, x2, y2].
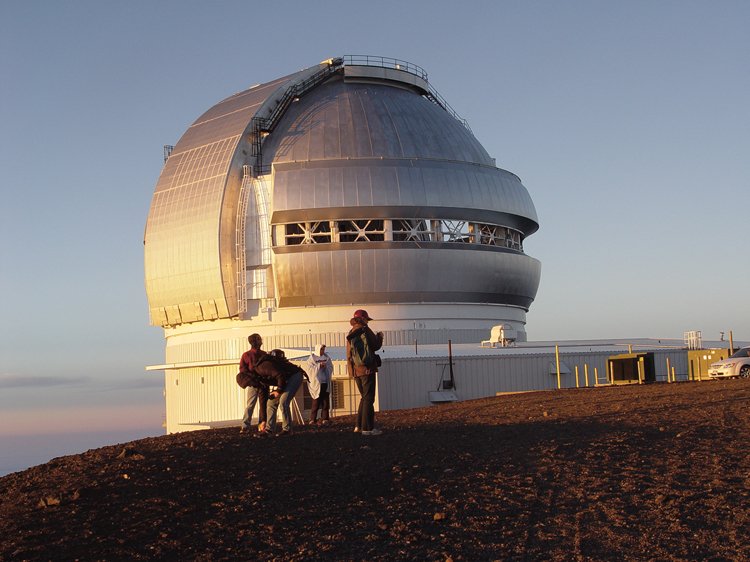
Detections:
[144, 56, 541, 432]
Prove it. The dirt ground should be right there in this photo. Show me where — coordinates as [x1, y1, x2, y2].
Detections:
[1, 379, 749, 561]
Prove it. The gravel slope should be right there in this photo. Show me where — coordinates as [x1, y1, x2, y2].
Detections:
[1, 380, 749, 561]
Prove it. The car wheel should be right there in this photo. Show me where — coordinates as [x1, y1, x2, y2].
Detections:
[740, 365, 750, 379]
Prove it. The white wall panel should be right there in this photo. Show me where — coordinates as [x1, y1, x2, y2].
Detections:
[376, 349, 691, 412]
[164, 349, 692, 433]
[165, 366, 246, 433]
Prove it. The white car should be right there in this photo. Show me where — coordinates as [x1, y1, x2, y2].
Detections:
[708, 347, 750, 379]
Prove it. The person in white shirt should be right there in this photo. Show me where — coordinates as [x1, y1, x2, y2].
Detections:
[305, 343, 334, 425]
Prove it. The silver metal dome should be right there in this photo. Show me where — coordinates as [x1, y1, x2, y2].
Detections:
[145, 56, 541, 335]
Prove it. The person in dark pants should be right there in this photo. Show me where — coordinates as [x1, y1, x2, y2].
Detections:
[346, 309, 383, 436]
[238, 333, 267, 434]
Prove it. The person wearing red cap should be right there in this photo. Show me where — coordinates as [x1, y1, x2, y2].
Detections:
[346, 309, 384, 435]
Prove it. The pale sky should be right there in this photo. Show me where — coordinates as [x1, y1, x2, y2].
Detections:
[1, 1, 748, 470]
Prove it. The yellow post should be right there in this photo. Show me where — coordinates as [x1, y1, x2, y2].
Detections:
[594, 367, 599, 385]
[609, 361, 614, 384]
[555, 345, 561, 389]
[729, 330, 734, 354]
[575, 365, 580, 388]
[584, 364, 589, 387]
[637, 357, 644, 384]
[628, 343, 633, 354]
[671, 366, 676, 382]
[666, 357, 671, 383]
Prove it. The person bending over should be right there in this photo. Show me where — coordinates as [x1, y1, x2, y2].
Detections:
[254, 350, 305, 436]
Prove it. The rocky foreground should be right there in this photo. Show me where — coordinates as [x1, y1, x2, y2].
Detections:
[1, 380, 749, 561]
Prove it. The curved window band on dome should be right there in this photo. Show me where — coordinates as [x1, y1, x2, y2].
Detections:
[277, 219, 524, 251]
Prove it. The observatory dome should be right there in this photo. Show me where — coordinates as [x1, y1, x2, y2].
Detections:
[145, 55, 540, 350]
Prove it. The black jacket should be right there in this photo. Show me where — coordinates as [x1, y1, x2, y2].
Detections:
[254, 355, 306, 392]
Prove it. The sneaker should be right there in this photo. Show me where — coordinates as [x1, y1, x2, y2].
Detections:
[353, 426, 360, 433]
[276, 429, 292, 437]
[361, 428, 383, 436]
[307, 420, 317, 426]
[239, 427, 251, 434]
[320, 419, 330, 426]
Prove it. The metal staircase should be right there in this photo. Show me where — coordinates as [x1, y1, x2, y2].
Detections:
[250, 58, 344, 176]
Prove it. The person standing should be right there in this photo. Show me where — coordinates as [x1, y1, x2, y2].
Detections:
[346, 309, 383, 436]
[239, 333, 268, 434]
[305, 343, 334, 425]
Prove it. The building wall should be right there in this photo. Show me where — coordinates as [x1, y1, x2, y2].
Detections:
[377, 349, 689, 411]
[164, 366, 246, 433]
[162, 348, 689, 433]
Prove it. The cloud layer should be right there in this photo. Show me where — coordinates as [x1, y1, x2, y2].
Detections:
[0, 374, 91, 388]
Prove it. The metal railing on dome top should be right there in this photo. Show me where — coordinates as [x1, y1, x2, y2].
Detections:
[343, 55, 472, 133]
[343, 55, 428, 80]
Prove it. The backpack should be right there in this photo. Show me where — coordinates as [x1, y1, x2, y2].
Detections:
[236, 371, 253, 389]
[350, 330, 375, 376]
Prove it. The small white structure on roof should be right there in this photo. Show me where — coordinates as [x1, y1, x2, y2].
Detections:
[481, 324, 517, 348]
